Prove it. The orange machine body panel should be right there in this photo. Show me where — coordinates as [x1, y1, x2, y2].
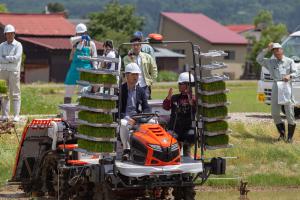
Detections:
[131, 124, 180, 166]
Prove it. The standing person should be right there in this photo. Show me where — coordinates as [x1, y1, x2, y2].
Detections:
[102, 40, 116, 70]
[162, 72, 196, 157]
[257, 42, 299, 143]
[133, 31, 155, 59]
[123, 37, 157, 100]
[119, 63, 151, 160]
[64, 23, 97, 104]
[0, 24, 23, 122]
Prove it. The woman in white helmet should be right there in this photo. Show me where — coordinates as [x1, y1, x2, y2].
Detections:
[64, 23, 98, 103]
[0, 24, 23, 122]
[163, 72, 196, 157]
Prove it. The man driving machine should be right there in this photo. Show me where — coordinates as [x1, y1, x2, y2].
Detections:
[119, 63, 151, 160]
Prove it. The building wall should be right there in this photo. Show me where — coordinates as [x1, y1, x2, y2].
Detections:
[159, 16, 247, 79]
[25, 64, 49, 83]
[49, 50, 71, 82]
[156, 58, 180, 72]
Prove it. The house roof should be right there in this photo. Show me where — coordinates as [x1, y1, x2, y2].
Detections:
[0, 13, 75, 36]
[154, 47, 186, 58]
[161, 12, 247, 45]
[18, 37, 103, 50]
[226, 24, 255, 33]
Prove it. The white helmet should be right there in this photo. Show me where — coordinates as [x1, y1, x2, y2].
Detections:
[75, 23, 87, 34]
[125, 63, 141, 74]
[178, 72, 194, 83]
[4, 24, 15, 34]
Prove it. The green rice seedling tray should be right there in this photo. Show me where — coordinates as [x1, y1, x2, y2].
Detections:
[80, 71, 117, 84]
[77, 139, 114, 153]
[77, 119, 118, 128]
[76, 133, 117, 142]
[0, 80, 8, 94]
[79, 97, 117, 109]
[200, 93, 227, 104]
[205, 134, 229, 146]
[78, 125, 115, 138]
[199, 81, 226, 92]
[204, 121, 228, 132]
[81, 92, 118, 100]
[78, 110, 113, 124]
[198, 89, 229, 95]
[199, 106, 228, 118]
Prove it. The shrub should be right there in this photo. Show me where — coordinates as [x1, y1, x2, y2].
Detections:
[157, 70, 178, 82]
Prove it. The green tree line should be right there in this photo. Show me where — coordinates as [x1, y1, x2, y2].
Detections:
[1, 0, 300, 33]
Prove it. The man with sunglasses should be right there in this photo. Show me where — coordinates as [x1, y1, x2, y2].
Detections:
[163, 72, 196, 157]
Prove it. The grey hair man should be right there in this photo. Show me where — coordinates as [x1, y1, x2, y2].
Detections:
[256, 42, 299, 143]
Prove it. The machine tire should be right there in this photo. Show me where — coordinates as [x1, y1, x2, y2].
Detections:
[41, 152, 70, 199]
[173, 186, 196, 200]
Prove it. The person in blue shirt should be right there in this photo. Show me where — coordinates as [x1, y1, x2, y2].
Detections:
[64, 23, 97, 104]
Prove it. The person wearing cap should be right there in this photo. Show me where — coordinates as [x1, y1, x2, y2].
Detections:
[133, 31, 155, 59]
[64, 23, 98, 104]
[123, 37, 158, 100]
[119, 62, 151, 160]
[0, 24, 23, 122]
[163, 72, 196, 156]
[257, 42, 299, 143]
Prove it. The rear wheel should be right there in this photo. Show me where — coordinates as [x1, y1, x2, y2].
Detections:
[173, 186, 196, 200]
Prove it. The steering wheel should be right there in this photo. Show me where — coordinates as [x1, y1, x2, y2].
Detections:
[130, 113, 158, 124]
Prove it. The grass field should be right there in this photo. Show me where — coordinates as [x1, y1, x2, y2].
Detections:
[0, 81, 295, 189]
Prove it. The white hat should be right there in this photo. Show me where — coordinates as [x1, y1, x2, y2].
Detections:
[125, 63, 141, 74]
[75, 23, 87, 34]
[4, 24, 15, 34]
[178, 72, 194, 83]
[272, 43, 282, 49]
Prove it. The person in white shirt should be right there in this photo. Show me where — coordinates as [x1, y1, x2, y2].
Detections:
[0, 24, 23, 122]
[102, 40, 116, 70]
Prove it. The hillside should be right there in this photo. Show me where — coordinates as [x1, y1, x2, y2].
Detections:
[1, 0, 300, 34]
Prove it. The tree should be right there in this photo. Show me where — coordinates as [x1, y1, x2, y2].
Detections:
[47, 2, 65, 13]
[0, 3, 8, 13]
[88, 1, 144, 48]
[248, 10, 288, 78]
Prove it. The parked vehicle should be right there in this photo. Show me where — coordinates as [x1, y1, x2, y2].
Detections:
[257, 31, 300, 116]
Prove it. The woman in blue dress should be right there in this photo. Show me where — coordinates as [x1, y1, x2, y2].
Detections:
[64, 23, 97, 104]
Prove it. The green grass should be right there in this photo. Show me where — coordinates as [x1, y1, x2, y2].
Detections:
[0, 79, 8, 94]
[205, 122, 300, 187]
